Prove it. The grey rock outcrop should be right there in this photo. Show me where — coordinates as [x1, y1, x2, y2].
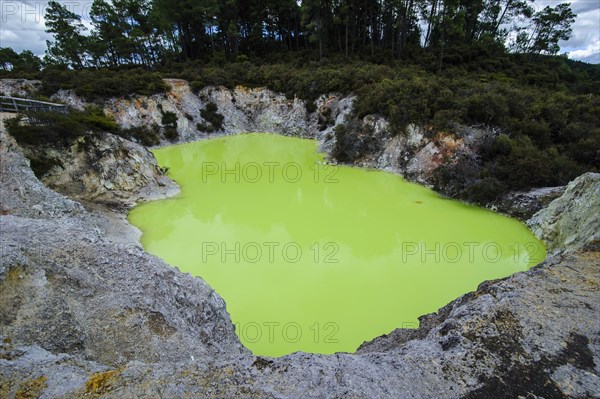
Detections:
[324, 120, 494, 187]
[0, 79, 41, 97]
[58, 79, 351, 144]
[51, 89, 87, 111]
[0, 134, 84, 220]
[199, 85, 312, 137]
[527, 172, 600, 254]
[2, 116, 178, 209]
[0, 131, 247, 370]
[38, 133, 179, 208]
[9, 78, 484, 188]
[496, 186, 566, 220]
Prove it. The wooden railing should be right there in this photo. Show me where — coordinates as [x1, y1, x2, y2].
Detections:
[0, 96, 67, 115]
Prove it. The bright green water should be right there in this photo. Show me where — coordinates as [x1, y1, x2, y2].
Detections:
[129, 133, 545, 357]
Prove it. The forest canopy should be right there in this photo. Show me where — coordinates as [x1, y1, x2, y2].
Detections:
[0, 0, 580, 70]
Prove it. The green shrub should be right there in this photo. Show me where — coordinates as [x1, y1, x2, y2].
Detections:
[466, 91, 509, 126]
[305, 101, 317, 114]
[485, 136, 581, 189]
[29, 157, 62, 178]
[6, 112, 89, 146]
[164, 126, 179, 141]
[116, 125, 161, 146]
[71, 105, 119, 133]
[331, 124, 349, 161]
[196, 123, 214, 132]
[199, 102, 224, 132]
[161, 111, 178, 127]
[461, 178, 507, 204]
[40, 67, 167, 99]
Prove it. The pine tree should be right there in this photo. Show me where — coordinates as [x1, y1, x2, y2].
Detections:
[44, 1, 88, 69]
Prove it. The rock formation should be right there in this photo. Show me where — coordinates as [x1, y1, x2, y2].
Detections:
[34, 133, 177, 209]
[47, 79, 486, 187]
[0, 79, 41, 97]
[495, 186, 566, 220]
[528, 172, 600, 254]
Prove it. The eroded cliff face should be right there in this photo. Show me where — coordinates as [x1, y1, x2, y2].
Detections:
[0, 79, 41, 97]
[52, 79, 352, 142]
[328, 121, 491, 185]
[528, 172, 600, 254]
[39, 133, 178, 209]
[3, 128, 178, 210]
[49, 78, 484, 187]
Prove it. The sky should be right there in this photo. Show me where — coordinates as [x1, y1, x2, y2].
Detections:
[0, 0, 598, 64]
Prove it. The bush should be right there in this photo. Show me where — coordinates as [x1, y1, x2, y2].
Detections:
[116, 125, 161, 146]
[72, 105, 119, 133]
[199, 102, 224, 132]
[196, 123, 213, 132]
[164, 126, 179, 141]
[461, 178, 507, 204]
[305, 101, 317, 114]
[40, 67, 167, 99]
[483, 135, 583, 190]
[465, 91, 509, 126]
[6, 111, 91, 146]
[29, 157, 61, 178]
[331, 124, 349, 161]
[161, 111, 178, 127]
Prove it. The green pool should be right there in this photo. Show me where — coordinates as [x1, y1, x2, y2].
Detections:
[129, 133, 545, 357]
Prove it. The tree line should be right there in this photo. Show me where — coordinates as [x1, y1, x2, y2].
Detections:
[0, 0, 577, 72]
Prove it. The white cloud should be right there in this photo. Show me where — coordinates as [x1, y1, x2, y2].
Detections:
[566, 39, 600, 63]
[0, 28, 19, 41]
[0, 0, 50, 56]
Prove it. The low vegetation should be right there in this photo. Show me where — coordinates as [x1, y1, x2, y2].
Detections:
[5, 107, 112, 146]
[198, 102, 224, 132]
[5, 107, 162, 176]
[38, 67, 167, 99]
[5, 105, 165, 147]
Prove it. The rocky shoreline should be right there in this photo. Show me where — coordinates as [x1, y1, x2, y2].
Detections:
[0, 79, 599, 398]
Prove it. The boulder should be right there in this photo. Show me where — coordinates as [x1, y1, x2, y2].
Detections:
[527, 172, 600, 253]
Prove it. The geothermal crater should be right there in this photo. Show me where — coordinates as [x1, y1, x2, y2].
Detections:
[129, 133, 545, 356]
